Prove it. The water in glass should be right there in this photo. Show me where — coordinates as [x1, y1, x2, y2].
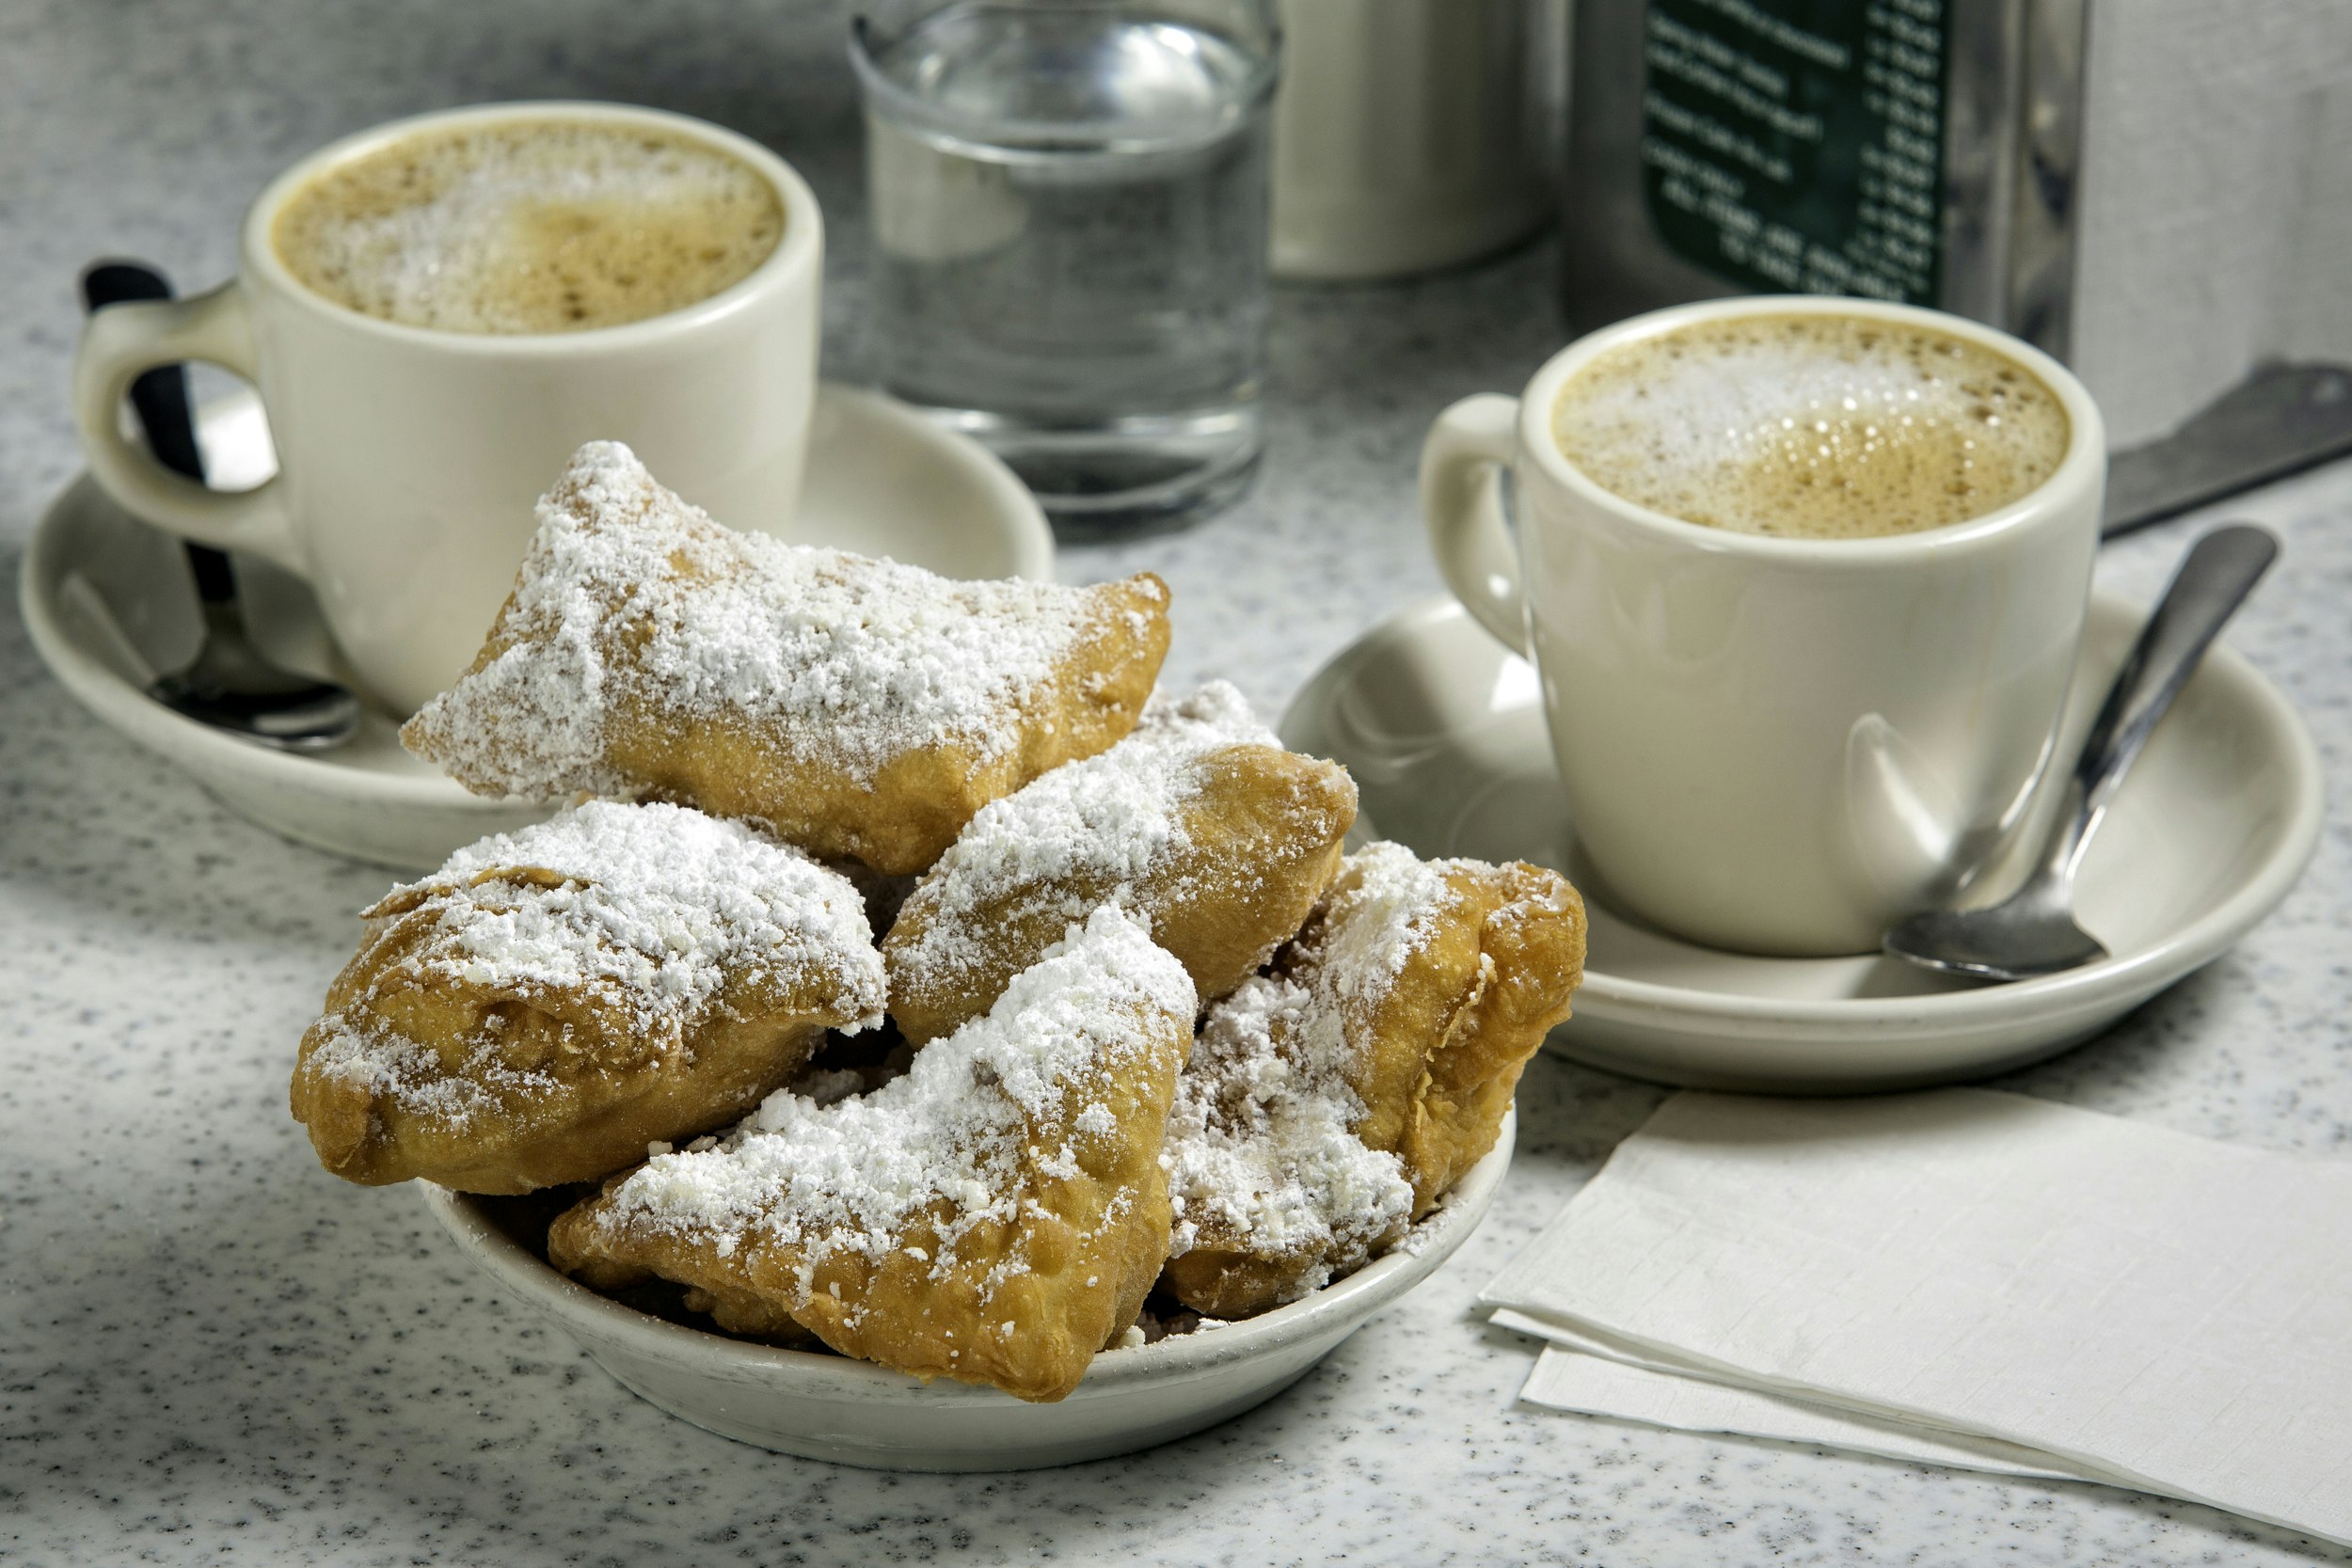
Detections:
[854, 1, 1277, 533]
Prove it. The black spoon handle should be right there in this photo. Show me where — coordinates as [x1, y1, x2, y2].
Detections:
[78, 261, 235, 606]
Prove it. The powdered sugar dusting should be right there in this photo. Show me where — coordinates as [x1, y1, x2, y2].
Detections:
[302, 1013, 548, 1131]
[1160, 841, 1470, 1297]
[315, 801, 885, 1119]
[1133, 679, 1276, 751]
[405, 441, 1118, 795]
[1309, 840, 1462, 1013]
[890, 681, 1274, 990]
[1163, 974, 1411, 1294]
[577, 906, 1195, 1308]
[429, 800, 882, 1033]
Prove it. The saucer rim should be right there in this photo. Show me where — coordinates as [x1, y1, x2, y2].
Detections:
[1281, 594, 2325, 1037]
[21, 381, 1057, 816]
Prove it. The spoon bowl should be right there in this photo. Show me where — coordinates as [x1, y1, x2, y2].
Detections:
[1884, 893, 2109, 983]
[1885, 524, 2279, 984]
[151, 611, 364, 751]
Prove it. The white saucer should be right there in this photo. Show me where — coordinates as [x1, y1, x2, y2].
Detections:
[1279, 595, 2324, 1093]
[21, 385, 1055, 870]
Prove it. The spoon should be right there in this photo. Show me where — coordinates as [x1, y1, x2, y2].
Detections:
[1883, 523, 2280, 982]
[82, 261, 361, 751]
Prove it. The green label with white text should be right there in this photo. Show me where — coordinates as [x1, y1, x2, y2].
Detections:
[1642, 0, 1949, 304]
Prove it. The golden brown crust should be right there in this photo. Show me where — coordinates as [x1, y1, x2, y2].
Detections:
[400, 444, 1170, 875]
[1159, 847, 1586, 1319]
[291, 995, 831, 1194]
[548, 911, 1194, 1403]
[679, 1286, 823, 1348]
[883, 742, 1358, 1045]
[289, 804, 886, 1194]
[589, 573, 1170, 874]
[1159, 1241, 1376, 1323]
[1378, 860, 1586, 1212]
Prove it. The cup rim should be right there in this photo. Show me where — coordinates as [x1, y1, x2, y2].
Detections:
[238, 100, 823, 354]
[1517, 295, 2107, 562]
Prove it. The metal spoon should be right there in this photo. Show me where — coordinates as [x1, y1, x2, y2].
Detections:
[82, 261, 361, 751]
[1883, 523, 2279, 982]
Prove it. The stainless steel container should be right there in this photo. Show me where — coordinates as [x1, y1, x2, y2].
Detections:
[1271, 0, 1567, 281]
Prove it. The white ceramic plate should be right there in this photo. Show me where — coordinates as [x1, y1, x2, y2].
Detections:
[1280, 596, 2323, 1093]
[420, 1111, 1512, 1472]
[21, 385, 1055, 870]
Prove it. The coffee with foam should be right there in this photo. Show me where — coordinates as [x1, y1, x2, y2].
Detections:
[272, 120, 784, 334]
[1549, 314, 2069, 540]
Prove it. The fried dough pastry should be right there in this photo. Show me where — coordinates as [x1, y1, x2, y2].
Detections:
[882, 682, 1357, 1044]
[290, 801, 885, 1194]
[1161, 841, 1585, 1318]
[403, 441, 1170, 874]
[548, 906, 1195, 1403]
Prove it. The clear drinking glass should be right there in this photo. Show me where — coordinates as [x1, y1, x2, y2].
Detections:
[851, 0, 1279, 535]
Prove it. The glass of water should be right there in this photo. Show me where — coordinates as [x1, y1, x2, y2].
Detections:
[850, 0, 1280, 535]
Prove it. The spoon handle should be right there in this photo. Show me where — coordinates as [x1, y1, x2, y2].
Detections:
[79, 261, 234, 606]
[2042, 524, 2279, 883]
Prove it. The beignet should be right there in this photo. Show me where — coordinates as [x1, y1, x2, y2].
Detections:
[1160, 842, 1586, 1317]
[882, 683, 1356, 1043]
[403, 441, 1169, 874]
[291, 800, 885, 1194]
[549, 906, 1194, 1403]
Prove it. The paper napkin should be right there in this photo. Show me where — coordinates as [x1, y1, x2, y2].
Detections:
[1515, 1338, 2081, 1480]
[1480, 1090, 2352, 1545]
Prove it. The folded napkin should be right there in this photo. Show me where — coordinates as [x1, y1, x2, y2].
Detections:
[1480, 1090, 2352, 1545]
[1495, 1315, 2084, 1481]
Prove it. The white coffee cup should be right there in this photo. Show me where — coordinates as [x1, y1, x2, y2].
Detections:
[1422, 296, 2106, 957]
[72, 101, 823, 717]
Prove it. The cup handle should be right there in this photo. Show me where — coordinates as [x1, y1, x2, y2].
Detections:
[1420, 392, 1530, 657]
[72, 280, 304, 575]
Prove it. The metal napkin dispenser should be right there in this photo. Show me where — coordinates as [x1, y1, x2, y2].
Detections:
[1561, 0, 2352, 529]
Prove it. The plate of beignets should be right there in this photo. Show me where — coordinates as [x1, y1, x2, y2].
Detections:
[291, 800, 885, 1194]
[882, 682, 1358, 1044]
[292, 441, 1587, 1465]
[421, 1108, 1515, 1470]
[403, 441, 1169, 874]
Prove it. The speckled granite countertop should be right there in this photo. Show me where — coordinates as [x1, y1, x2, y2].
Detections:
[3, 5, 2347, 1564]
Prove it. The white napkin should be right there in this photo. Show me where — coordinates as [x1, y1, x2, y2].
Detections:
[1479, 1089, 2352, 1545]
[1496, 1314, 2081, 1481]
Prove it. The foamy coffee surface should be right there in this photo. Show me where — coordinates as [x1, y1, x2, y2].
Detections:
[272, 121, 784, 334]
[1550, 315, 2069, 539]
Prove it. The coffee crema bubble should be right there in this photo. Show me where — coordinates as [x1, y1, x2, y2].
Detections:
[271, 120, 784, 334]
[1549, 314, 2070, 540]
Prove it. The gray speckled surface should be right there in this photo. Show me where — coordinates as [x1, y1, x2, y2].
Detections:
[3, 4, 2349, 1564]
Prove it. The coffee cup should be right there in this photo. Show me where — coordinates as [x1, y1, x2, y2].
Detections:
[1421, 296, 2106, 956]
[72, 101, 823, 717]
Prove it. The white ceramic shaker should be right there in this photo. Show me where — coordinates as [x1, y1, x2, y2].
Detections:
[1270, 0, 1566, 282]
